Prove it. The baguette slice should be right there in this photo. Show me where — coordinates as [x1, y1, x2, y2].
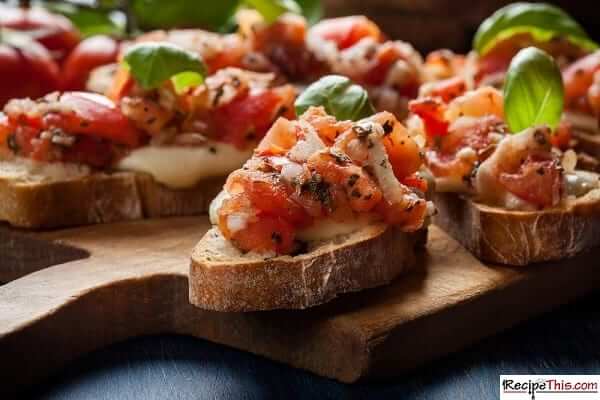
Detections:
[189, 224, 428, 311]
[432, 191, 600, 266]
[0, 164, 223, 229]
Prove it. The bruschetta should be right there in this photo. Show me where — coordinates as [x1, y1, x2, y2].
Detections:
[189, 106, 433, 311]
[418, 2, 600, 170]
[410, 86, 600, 266]
[89, 13, 424, 119]
[562, 50, 600, 167]
[0, 65, 295, 229]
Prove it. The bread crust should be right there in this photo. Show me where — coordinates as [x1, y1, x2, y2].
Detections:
[432, 191, 600, 266]
[189, 225, 428, 311]
[0, 171, 223, 229]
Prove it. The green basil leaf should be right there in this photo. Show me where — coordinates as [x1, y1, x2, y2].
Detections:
[297, 0, 323, 25]
[124, 43, 207, 90]
[295, 75, 375, 121]
[131, 0, 240, 31]
[171, 71, 205, 94]
[503, 47, 564, 133]
[243, 0, 301, 23]
[44, 3, 126, 38]
[474, 2, 598, 56]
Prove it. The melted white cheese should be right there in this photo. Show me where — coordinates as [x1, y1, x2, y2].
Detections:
[118, 143, 252, 189]
[296, 217, 371, 242]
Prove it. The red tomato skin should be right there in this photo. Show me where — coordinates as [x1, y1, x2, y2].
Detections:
[0, 5, 80, 61]
[499, 157, 562, 208]
[0, 43, 60, 107]
[42, 92, 142, 147]
[310, 16, 382, 50]
[230, 215, 296, 254]
[61, 35, 120, 91]
[408, 98, 449, 138]
[212, 90, 290, 149]
[61, 136, 114, 168]
[426, 76, 468, 103]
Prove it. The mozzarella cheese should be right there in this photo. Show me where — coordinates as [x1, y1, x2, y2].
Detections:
[296, 217, 371, 242]
[118, 143, 252, 189]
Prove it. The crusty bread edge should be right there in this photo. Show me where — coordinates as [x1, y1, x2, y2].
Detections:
[432, 191, 600, 266]
[0, 171, 223, 229]
[189, 225, 428, 312]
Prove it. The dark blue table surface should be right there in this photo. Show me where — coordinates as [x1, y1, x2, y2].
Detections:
[26, 290, 600, 400]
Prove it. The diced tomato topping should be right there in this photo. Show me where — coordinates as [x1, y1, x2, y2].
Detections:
[44, 92, 141, 147]
[382, 126, 422, 180]
[376, 196, 428, 232]
[256, 117, 299, 156]
[244, 178, 310, 227]
[409, 98, 449, 138]
[310, 16, 382, 50]
[499, 157, 562, 208]
[552, 120, 573, 150]
[61, 136, 114, 168]
[107, 66, 135, 102]
[0, 115, 10, 147]
[252, 15, 324, 81]
[426, 76, 467, 103]
[232, 215, 296, 254]
[402, 173, 428, 193]
[363, 43, 405, 88]
[213, 89, 292, 149]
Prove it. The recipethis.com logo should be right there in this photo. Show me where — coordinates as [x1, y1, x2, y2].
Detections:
[500, 375, 600, 399]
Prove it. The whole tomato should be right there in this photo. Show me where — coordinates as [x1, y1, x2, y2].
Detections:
[0, 4, 80, 62]
[61, 35, 120, 91]
[0, 33, 60, 107]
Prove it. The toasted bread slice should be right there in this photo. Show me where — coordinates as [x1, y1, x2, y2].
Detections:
[189, 225, 427, 311]
[432, 191, 600, 266]
[0, 162, 223, 229]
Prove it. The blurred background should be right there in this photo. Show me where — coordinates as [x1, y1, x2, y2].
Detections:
[324, 0, 600, 52]
[2, 0, 598, 54]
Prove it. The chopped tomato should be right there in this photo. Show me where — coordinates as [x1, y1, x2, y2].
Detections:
[227, 170, 310, 227]
[382, 125, 422, 180]
[10, 124, 42, 159]
[231, 215, 296, 254]
[213, 89, 292, 149]
[0, 115, 10, 147]
[61, 136, 114, 168]
[310, 16, 382, 50]
[363, 43, 404, 87]
[377, 197, 428, 232]
[206, 36, 247, 73]
[402, 173, 428, 193]
[426, 76, 467, 103]
[499, 157, 562, 208]
[256, 117, 298, 156]
[552, 121, 573, 150]
[252, 15, 324, 80]
[562, 50, 600, 112]
[106, 66, 134, 101]
[61, 35, 120, 91]
[307, 152, 382, 213]
[43, 92, 142, 147]
[409, 98, 449, 138]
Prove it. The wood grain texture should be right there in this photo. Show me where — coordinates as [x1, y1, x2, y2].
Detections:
[1, 217, 600, 397]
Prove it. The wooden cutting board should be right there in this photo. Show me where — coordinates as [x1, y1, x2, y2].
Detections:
[1, 217, 600, 396]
